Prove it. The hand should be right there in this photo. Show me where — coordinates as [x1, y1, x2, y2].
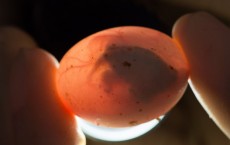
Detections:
[0, 27, 86, 145]
[173, 12, 230, 139]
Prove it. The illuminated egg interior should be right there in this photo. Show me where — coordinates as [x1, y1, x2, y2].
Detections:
[56, 26, 189, 128]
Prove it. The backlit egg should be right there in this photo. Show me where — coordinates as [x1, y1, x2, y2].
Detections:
[56, 26, 189, 127]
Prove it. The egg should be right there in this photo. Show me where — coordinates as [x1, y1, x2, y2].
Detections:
[56, 26, 189, 127]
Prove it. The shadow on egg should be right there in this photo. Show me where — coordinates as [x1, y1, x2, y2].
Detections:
[93, 44, 177, 102]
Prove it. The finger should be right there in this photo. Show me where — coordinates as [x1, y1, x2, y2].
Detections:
[0, 27, 85, 145]
[0, 26, 37, 145]
[9, 48, 86, 145]
[172, 12, 230, 138]
[0, 26, 37, 65]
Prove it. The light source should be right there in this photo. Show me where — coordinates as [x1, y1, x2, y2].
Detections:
[76, 116, 164, 142]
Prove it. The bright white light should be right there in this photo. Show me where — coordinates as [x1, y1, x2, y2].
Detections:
[76, 116, 164, 142]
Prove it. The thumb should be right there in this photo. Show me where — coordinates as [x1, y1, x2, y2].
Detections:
[173, 12, 230, 139]
[9, 48, 86, 145]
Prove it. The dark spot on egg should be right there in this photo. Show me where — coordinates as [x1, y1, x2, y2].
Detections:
[129, 120, 138, 125]
[169, 65, 175, 71]
[122, 61, 131, 67]
[156, 117, 161, 121]
[104, 53, 109, 58]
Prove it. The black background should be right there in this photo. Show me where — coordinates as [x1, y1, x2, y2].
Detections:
[18, 0, 168, 60]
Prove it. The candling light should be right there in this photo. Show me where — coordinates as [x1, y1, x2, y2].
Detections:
[76, 116, 164, 142]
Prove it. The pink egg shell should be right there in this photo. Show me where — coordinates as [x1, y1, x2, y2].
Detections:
[56, 26, 189, 127]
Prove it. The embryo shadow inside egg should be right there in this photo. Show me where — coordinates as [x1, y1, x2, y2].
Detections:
[95, 44, 177, 101]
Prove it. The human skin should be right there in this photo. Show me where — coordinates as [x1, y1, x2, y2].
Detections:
[0, 27, 86, 145]
[0, 11, 229, 145]
[173, 12, 230, 139]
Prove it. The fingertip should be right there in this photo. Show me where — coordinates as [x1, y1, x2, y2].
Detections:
[9, 48, 58, 113]
[0, 26, 38, 145]
[172, 11, 224, 40]
[0, 26, 37, 65]
[10, 48, 85, 145]
[172, 12, 191, 38]
[172, 12, 230, 139]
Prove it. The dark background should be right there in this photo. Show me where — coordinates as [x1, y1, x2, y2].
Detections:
[18, 0, 167, 60]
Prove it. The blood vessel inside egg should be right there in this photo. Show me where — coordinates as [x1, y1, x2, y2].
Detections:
[56, 26, 189, 127]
